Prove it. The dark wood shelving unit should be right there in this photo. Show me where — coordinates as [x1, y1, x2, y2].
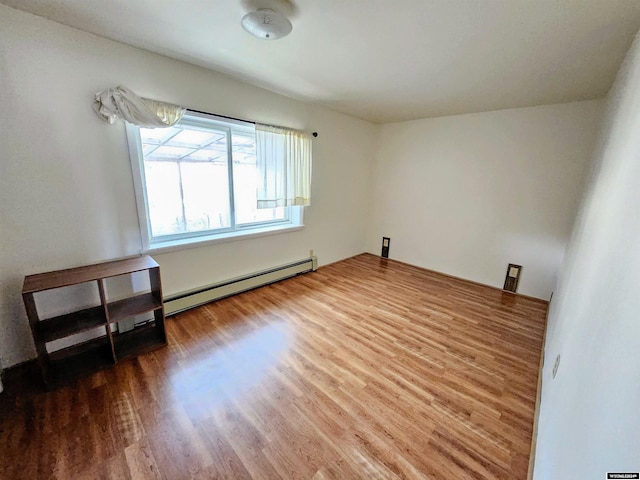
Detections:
[47, 337, 114, 385]
[36, 305, 107, 343]
[22, 255, 167, 389]
[113, 323, 166, 360]
[108, 292, 162, 323]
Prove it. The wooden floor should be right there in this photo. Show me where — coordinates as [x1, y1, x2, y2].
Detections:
[0, 253, 548, 479]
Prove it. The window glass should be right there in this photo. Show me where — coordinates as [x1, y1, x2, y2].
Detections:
[144, 161, 183, 237]
[130, 112, 295, 247]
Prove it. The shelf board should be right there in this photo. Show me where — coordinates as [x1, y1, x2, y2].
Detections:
[47, 337, 114, 387]
[108, 293, 162, 324]
[113, 323, 166, 360]
[38, 305, 107, 343]
[23, 255, 159, 293]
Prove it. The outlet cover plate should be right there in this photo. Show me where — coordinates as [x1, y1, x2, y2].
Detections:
[552, 354, 561, 379]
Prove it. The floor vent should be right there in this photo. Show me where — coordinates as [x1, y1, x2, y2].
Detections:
[164, 256, 317, 316]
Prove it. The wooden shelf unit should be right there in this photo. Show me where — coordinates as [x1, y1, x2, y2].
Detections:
[22, 255, 167, 389]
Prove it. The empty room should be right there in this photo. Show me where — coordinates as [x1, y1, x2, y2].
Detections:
[1, 1, 639, 479]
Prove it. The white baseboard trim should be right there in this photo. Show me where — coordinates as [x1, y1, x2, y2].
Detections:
[164, 256, 317, 316]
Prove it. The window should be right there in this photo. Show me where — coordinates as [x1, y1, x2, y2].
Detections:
[127, 111, 302, 249]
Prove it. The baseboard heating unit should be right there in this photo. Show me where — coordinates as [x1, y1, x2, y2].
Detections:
[164, 256, 318, 316]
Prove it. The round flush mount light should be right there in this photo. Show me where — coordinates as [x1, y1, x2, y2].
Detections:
[241, 8, 292, 40]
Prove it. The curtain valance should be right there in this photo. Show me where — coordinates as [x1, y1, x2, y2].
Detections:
[93, 86, 185, 128]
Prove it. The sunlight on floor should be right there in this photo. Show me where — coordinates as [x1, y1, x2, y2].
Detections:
[169, 321, 292, 418]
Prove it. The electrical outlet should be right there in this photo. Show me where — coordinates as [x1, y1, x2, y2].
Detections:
[381, 237, 390, 258]
[503, 263, 522, 292]
[552, 354, 561, 379]
[309, 249, 314, 257]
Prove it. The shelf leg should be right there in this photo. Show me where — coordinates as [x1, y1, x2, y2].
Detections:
[97, 279, 118, 363]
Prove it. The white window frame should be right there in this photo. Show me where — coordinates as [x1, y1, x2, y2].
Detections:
[126, 111, 303, 252]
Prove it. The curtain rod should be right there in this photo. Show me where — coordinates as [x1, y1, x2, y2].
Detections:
[187, 108, 318, 137]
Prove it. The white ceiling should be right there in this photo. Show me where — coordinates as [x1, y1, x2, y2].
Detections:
[4, 0, 640, 123]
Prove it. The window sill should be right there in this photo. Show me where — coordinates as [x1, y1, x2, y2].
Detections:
[143, 223, 304, 255]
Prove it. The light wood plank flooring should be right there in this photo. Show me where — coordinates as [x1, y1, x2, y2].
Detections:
[0, 253, 547, 479]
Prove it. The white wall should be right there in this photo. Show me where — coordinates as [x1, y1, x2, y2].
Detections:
[0, 6, 377, 368]
[533, 31, 640, 478]
[367, 101, 603, 299]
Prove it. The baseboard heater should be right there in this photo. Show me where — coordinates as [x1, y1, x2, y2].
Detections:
[164, 256, 318, 316]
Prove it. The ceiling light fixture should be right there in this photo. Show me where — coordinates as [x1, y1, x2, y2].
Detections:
[241, 8, 292, 40]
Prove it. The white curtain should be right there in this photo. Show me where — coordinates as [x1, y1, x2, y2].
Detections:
[256, 124, 312, 208]
[93, 86, 185, 128]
